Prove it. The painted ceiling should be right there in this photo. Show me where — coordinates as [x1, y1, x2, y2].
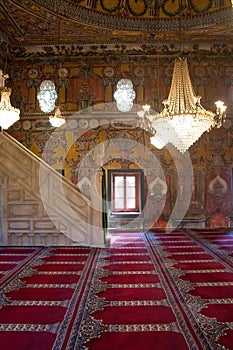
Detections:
[0, 0, 232, 60]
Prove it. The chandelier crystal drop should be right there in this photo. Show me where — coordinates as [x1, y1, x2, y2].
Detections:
[0, 87, 20, 129]
[138, 57, 227, 153]
[49, 106, 65, 128]
[114, 79, 136, 112]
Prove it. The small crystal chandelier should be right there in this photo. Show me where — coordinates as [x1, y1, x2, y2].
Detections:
[37, 80, 58, 113]
[49, 106, 65, 128]
[0, 71, 20, 129]
[138, 57, 227, 153]
[114, 79, 136, 112]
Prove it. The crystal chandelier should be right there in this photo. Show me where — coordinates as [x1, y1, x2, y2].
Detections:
[138, 57, 227, 153]
[114, 79, 136, 112]
[49, 106, 65, 128]
[37, 80, 58, 113]
[0, 71, 20, 129]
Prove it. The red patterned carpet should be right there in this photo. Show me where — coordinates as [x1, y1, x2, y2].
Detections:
[0, 229, 232, 349]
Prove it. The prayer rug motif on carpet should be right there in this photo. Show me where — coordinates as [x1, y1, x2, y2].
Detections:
[75, 230, 233, 350]
[0, 229, 232, 350]
[147, 229, 233, 350]
[0, 246, 99, 350]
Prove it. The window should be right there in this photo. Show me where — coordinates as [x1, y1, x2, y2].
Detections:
[109, 171, 143, 215]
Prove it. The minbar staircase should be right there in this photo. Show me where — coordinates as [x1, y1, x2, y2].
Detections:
[0, 130, 105, 247]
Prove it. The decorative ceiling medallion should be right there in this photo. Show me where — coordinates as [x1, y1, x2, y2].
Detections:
[33, 0, 232, 32]
[89, 119, 99, 129]
[28, 68, 38, 79]
[82, 0, 212, 17]
[134, 66, 145, 77]
[67, 119, 78, 130]
[103, 66, 115, 77]
[79, 119, 89, 129]
[162, 0, 183, 16]
[100, 0, 147, 16]
[162, 0, 212, 16]
[22, 120, 32, 130]
[100, 0, 120, 13]
[189, 0, 212, 13]
[58, 67, 68, 78]
[127, 0, 147, 16]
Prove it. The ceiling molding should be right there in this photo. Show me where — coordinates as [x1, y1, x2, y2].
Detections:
[0, 1, 232, 61]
